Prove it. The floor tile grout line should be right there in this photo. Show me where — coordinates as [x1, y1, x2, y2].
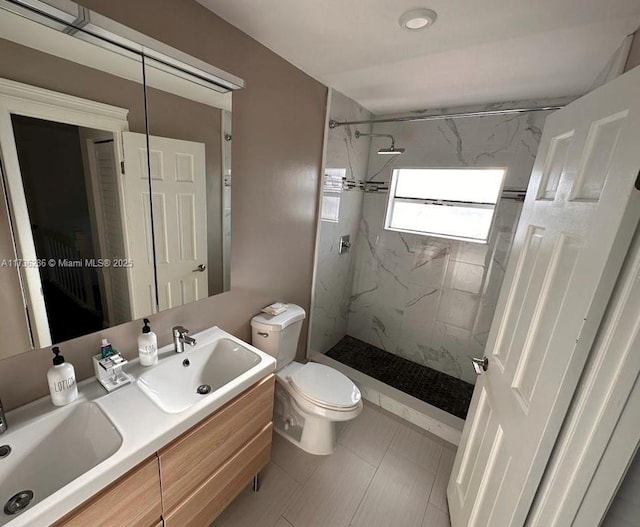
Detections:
[420, 464, 441, 526]
[348, 456, 381, 527]
[387, 422, 446, 478]
[380, 416, 403, 462]
[430, 500, 451, 515]
[426, 444, 448, 507]
[272, 477, 304, 527]
[337, 420, 400, 469]
[337, 403, 404, 468]
[270, 447, 325, 488]
[387, 421, 443, 527]
[348, 420, 404, 527]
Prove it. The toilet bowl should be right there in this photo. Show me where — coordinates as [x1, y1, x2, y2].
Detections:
[251, 305, 362, 455]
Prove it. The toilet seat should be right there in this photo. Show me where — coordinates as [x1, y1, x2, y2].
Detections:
[287, 363, 361, 411]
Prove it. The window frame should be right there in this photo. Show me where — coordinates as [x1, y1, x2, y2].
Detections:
[383, 167, 507, 244]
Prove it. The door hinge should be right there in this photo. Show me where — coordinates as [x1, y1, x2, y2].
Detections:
[120, 161, 125, 175]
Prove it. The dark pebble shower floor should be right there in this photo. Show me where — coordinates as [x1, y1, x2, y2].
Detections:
[326, 335, 474, 420]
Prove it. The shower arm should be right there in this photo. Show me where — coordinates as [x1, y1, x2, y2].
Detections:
[354, 130, 397, 149]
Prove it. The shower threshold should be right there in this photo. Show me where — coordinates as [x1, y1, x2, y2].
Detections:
[326, 336, 473, 420]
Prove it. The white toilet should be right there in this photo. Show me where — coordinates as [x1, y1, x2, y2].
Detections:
[251, 304, 362, 455]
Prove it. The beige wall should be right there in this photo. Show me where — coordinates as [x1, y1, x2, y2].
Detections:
[0, 0, 327, 410]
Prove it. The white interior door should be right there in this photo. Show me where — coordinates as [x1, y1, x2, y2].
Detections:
[122, 131, 159, 317]
[447, 65, 640, 526]
[151, 135, 207, 309]
[124, 133, 207, 311]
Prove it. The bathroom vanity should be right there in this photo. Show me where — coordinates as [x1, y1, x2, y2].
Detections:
[0, 327, 277, 527]
[54, 376, 274, 527]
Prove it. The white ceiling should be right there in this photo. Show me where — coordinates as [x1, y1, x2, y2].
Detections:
[197, 0, 640, 114]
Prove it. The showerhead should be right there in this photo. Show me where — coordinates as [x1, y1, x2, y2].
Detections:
[355, 130, 405, 155]
[378, 146, 405, 155]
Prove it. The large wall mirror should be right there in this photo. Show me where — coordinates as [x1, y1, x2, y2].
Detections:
[0, 0, 242, 358]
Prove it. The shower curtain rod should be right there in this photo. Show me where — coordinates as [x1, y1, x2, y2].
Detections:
[328, 105, 565, 129]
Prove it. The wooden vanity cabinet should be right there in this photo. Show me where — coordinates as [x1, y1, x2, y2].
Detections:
[53, 375, 275, 527]
[52, 456, 162, 527]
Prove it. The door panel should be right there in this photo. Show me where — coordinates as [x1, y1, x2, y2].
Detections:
[448, 66, 640, 526]
[122, 131, 157, 318]
[122, 132, 207, 314]
[144, 135, 207, 310]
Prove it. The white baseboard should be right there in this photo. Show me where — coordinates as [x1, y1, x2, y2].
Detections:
[310, 351, 464, 446]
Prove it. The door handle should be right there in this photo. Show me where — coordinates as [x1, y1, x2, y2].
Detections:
[472, 357, 488, 375]
[192, 264, 206, 272]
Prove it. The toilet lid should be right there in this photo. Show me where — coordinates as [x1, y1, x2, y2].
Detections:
[288, 363, 361, 409]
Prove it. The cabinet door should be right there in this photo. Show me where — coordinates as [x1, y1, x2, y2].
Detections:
[159, 375, 274, 511]
[54, 457, 162, 527]
[165, 423, 272, 527]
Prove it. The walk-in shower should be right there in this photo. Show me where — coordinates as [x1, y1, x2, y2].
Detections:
[309, 90, 568, 426]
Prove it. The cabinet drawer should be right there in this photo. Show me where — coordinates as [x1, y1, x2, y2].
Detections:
[165, 423, 272, 527]
[159, 375, 274, 511]
[53, 457, 162, 527]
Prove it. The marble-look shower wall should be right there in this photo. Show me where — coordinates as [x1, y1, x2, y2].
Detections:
[310, 90, 372, 353]
[347, 99, 573, 384]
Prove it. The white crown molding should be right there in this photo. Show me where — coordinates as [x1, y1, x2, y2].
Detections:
[0, 77, 129, 126]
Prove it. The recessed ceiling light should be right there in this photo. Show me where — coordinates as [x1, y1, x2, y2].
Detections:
[399, 8, 438, 31]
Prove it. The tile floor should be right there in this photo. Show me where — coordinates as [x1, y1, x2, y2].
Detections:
[213, 403, 455, 527]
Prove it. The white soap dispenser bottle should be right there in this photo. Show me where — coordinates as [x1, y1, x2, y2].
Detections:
[138, 318, 158, 366]
[47, 347, 78, 406]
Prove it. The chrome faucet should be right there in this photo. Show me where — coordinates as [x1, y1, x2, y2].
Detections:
[0, 398, 7, 434]
[173, 326, 196, 353]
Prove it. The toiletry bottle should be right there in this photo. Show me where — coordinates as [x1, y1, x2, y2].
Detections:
[138, 318, 158, 366]
[47, 347, 78, 406]
[100, 338, 114, 358]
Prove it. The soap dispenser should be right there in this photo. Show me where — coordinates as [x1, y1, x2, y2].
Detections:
[47, 347, 78, 406]
[138, 318, 158, 366]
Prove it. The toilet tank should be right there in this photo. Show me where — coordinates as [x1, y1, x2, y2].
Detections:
[251, 304, 306, 369]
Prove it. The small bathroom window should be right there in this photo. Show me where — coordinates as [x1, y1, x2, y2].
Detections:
[321, 168, 346, 222]
[384, 168, 506, 243]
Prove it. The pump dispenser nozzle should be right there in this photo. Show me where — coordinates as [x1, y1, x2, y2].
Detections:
[51, 346, 64, 365]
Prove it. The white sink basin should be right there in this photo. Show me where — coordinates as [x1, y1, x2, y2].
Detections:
[137, 337, 262, 413]
[0, 402, 121, 524]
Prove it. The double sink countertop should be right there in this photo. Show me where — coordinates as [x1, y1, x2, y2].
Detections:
[0, 327, 276, 527]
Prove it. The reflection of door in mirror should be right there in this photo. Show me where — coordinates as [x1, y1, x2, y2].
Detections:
[123, 132, 207, 311]
[4, 110, 155, 346]
[144, 78, 232, 307]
